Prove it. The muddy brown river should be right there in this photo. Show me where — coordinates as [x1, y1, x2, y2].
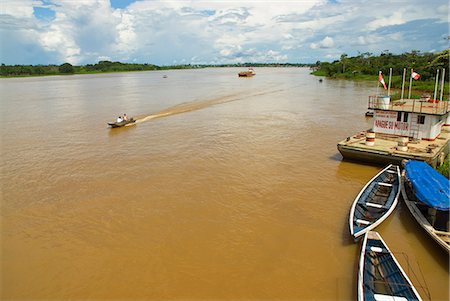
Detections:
[1, 68, 448, 300]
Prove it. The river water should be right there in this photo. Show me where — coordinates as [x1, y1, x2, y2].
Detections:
[1, 68, 448, 300]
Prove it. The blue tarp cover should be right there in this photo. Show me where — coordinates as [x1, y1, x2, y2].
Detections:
[405, 160, 450, 211]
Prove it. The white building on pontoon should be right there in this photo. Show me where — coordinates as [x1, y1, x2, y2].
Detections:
[368, 95, 450, 141]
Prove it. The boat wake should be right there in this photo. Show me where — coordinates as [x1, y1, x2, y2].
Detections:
[130, 88, 283, 126]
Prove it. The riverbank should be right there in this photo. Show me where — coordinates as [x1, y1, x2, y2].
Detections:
[0, 62, 310, 78]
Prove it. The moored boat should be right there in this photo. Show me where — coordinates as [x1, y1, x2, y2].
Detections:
[238, 68, 255, 77]
[365, 110, 374, 117]
[108, 118, 135, 128]
[401, 160, 450, 253]
[349, 164, 401, 239]
[358, 231, 423, 301]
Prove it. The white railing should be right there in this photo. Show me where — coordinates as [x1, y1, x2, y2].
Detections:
[368, 95, 450, 115]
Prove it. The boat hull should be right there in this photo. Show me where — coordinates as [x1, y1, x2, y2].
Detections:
[349, 164, 401, 239]
[108, 118, 135, 128]
[238, 72, 255, 77]
[401, 172, 450, 253]
[358, 231, 423, 301]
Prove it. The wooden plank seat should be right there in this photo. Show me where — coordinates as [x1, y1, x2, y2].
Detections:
[366, 202, 384, 209]
[357, 219, 371, 225]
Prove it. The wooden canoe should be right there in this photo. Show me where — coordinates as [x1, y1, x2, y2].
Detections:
[358, 231, 423, 301]
[349, 164, 401, 239]
[401, 161, 450, 253]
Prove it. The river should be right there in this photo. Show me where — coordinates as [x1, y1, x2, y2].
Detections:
[1, 68, 448, 300]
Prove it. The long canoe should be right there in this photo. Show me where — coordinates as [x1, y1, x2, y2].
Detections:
[401, 160, 450, 253]
[358, 231, 423, 301]
[349, 164, 401, 239]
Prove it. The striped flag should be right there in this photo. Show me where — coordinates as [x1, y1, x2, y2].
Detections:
[378, 71, 387, 89]
[411, 70, 420, 80]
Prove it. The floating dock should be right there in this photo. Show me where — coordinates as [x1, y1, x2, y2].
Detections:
[338, 97, 450, 167]
[337, 127, 450, 167]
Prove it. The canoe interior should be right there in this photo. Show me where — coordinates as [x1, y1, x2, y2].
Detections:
[362, 233, 422, 301]
[352, 165, 400, 237]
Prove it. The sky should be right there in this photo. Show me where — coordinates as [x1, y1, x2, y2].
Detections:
[0, 0, 448, 65]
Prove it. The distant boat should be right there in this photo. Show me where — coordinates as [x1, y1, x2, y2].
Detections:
[238, 68, 255, 77]
[358, 231, 423, 301]
[349, 164, 401, 239]
[401, 160, 450, 253]
[108, 118, 135, 128]
[163, 75, 168, 78]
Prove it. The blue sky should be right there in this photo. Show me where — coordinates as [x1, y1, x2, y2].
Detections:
[0, 0, 448, 65]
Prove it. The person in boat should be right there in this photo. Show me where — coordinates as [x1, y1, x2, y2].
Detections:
[123, 113, 128, 121]
[117, 116, 123, 123]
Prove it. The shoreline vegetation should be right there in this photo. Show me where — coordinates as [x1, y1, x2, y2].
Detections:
[0, 61, 310, 78]
[1, 50, 448, 97]
[311, 49, 449, 100]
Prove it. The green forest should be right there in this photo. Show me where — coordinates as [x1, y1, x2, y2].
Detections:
[1, 61, 162, 76]
[311, 49, 449, 98]
[0, 60, 308, 77]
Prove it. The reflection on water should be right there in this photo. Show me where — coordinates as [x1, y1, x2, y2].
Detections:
[1, 68, 448, 300]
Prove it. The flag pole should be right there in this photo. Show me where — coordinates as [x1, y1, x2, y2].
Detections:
[401, 68, 406, 100]
[408, 68, 413, 99]
[433, 69, 439, 100]
[376, 71, 380, 97]
[388, 68, 392, 96]
[440, 68, 445, 101]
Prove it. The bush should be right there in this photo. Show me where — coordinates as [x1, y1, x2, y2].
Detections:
[59, 63, 74, 74]
[437, 155, 449, 179]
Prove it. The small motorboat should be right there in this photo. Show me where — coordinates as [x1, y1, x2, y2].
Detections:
[365, 110, 374, 117]
[358, 231, 423, 301]
[349, 164, 401, 240]
[108, 118, 135, 128]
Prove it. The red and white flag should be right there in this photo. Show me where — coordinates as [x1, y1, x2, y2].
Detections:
[411, 70, 420, 80]
[378, 71, 387, 89]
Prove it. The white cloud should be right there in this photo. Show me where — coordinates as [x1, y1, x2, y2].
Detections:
[1, 0, 39, 18]
[366, 11, 405, 31]
[310, 36, 334, 49]
[0, 0, 448, 65]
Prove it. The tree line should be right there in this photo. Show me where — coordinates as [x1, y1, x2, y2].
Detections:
[0, 61, 161, 77]
[0, 60, 310, 77]
[311, 49, 449, 80]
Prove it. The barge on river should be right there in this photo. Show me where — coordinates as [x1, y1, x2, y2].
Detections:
[338, 96, 450, 167]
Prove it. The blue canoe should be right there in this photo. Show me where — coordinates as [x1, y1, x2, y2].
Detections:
[402, 160, 450, 252]
[349, 164, 401, 239]
[358, 231, 423, 301]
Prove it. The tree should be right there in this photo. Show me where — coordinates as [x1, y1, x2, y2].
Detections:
[340, 54, 348, 73]
[59, 63, 74, 74]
